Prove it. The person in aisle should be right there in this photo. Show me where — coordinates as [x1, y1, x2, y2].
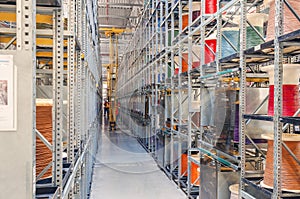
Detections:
[104, 100, 109, 117]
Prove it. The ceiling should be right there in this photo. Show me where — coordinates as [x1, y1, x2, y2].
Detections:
[98, 0, 143, 70]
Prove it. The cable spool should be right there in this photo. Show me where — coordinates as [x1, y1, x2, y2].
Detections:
[221, 27, 240, 58]
[246, 13, 268, 48]
[263, 0, 272, 8]
[181, 52, 190, 73]
[181, 153, 188, 176]
[205, 38, 217, 64]
[157, 73, 166, 83]
[36, 99, 53, 179]
[221, 13, 267, 58]
[182, 13, 189, 30]
[191, 154, 200, 186]
[174, 56, 180, 74]
[192, 112, 201, 128]
[168, 29, 179, 46]
[192, 45, 201, 68]
[262, 64, 300, 117]
[191, 2, 201, 21]
[205, 0, 217, 14]
[180, 40, 215, 72]
[229, 184, 239, 199]
[167, 63, 173, 78]
[262, 133, 300, 192]
[180, 153, 200, 186]
[266, 0, 300, 41]
[182, 2, 201, 30]
[176, 45, 201, 73]
[191, 167, 200, 186]
[233, 104, 241, 143]
[268, 85, 300, 116]
[234, 103, 266, 144]
[174, 67, 179, 75]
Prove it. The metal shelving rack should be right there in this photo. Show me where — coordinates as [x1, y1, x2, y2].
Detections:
[0, 0, 101, 198]
[117, 0, 300, 199]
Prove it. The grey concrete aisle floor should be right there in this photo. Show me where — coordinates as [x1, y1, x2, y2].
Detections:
[90, 120, 186, 199]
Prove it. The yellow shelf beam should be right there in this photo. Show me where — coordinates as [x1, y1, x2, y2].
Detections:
[0, 12, 53, 24]
[37, 52, 68, 58]
[38, 60, 68, 67]
[222, 77, 269, 83]
[0, 37, 68, 47]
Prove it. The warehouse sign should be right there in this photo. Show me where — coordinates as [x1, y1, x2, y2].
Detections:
[0, 55, 15, 131]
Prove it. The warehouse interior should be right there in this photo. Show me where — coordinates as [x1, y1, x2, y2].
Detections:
[0, 0, 300, 198]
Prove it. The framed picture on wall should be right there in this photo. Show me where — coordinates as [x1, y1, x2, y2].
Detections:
[0, 55, 16, 131]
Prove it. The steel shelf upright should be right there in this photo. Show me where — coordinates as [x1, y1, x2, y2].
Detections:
[74, 0, 85, 195]
[157, 1, 169, 171]
[149, 0, 156, 154]
[270, 2, 284, 198]
[144, 1, 153, 152]
[146, 3, 153, 152]
[143, 12, 150, 148]
[52, 7, 65, 194]
[163, 0, 174, 182]
[169, 0, 177, 181]
[155, 0, 168, 168]
[164, 1, 191, 191]
[152, 0, 158, 159]
[66, 0, 76, 174]
[187, 0, 202, 197]
[177, 0, 184, 174]
[239, 0, 247, 198]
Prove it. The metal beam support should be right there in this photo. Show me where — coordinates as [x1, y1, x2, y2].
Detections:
[36, 161, 52, 181]
[273, 0, 284, 198]
[170, 1, 175, 174]
[67, 0, 76, 165]
[37, 69, 67, 75]
[66, 0, 76, 197]
[98, 15, 138, 19]
[239, 0, 247, 198]
[36, 129, 53, 151]
[82, 0, 87, 145]
[187, 0, 193, 196]
[0, 28, 77, 37]
[99, 24, 134, 29]
[241, 190, 256, 199]
[3, 36, 16, 49]
[98, 2, 143, 7]
[76, 0, 83, 151]
[62, 129, 93, 199]
[52, 8, 64, 188]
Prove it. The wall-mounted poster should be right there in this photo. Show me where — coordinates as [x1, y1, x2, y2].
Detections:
[0, 55, 15, 130]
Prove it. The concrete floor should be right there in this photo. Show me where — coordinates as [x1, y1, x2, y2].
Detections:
[90, 121, 186, 199]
